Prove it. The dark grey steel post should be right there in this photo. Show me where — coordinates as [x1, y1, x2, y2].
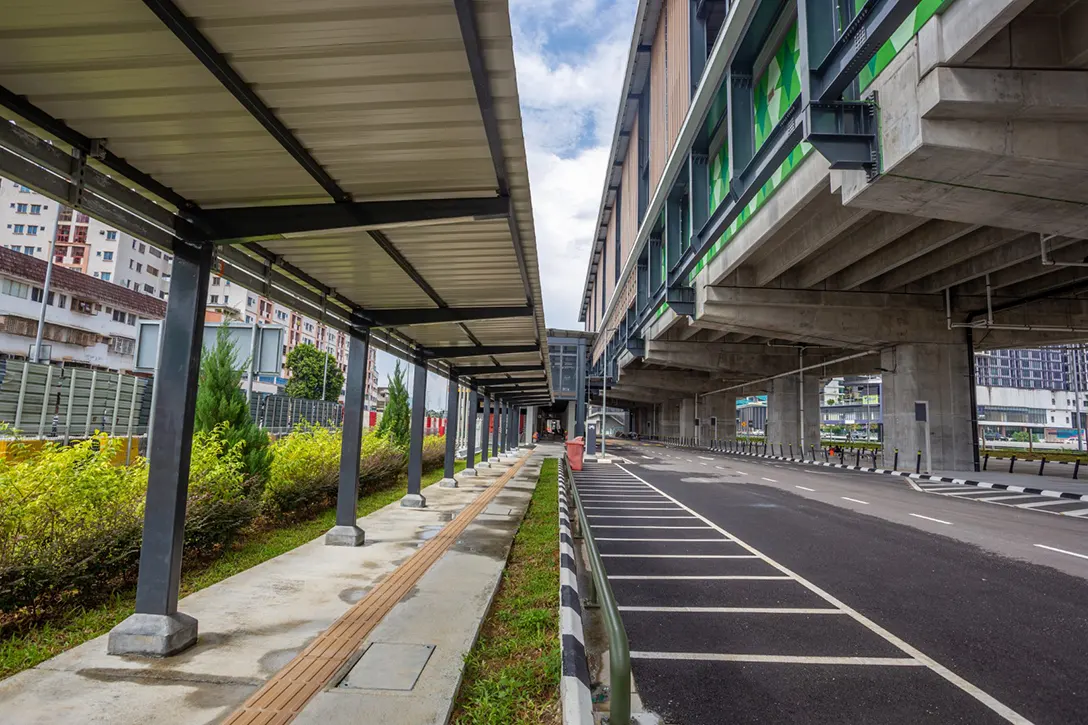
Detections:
[463, 386, 479, 476]
[491, 398, 502, 461]
[479, 394, 491, 468]
[107, 241, 213, 657]
[325, 329, 369, 546]
[401, 356, 428, 507]
[575, 338, 587, 438]
[499, 402, 509, 454]
[510, 405, 519, 449]
[439, 372, 460, 488]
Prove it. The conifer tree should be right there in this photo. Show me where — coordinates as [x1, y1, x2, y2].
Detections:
[376, 361, 411, 449]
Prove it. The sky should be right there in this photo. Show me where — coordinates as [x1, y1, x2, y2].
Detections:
[380, 0, 638, 408]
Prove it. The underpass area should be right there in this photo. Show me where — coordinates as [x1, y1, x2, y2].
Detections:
[572, 443, 1088, 724]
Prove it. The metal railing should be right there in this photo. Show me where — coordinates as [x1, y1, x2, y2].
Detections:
[564, 454, 631, 725]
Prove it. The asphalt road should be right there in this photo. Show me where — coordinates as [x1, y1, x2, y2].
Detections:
[575, 442, 1088, 725]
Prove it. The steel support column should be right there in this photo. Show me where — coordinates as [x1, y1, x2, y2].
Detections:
[325, 329, 370, 546]
[490, 397, 502, 462]
[440, 372, 460, 488]
[107, 241, 213, 657]
[463, 386, 479, 476]
[402, 358, 429, 508]
[479, 394, 492, 467]
[575, 339, 587, 438]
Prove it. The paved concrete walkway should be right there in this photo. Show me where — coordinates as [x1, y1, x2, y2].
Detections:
[0, 449, 548, 724]
[935, 466, 1088, 496]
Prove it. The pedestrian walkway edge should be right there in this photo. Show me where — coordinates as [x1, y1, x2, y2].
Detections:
[558, 459, 594, 725]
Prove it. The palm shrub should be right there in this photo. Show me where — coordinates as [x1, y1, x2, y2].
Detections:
[262, 424, 342, 517]
[359, 430, 406, 491]
[195, 325, 272, 486]
[376, 361, 411, 448]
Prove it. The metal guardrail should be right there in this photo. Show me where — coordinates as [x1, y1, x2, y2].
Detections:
[564, 454, 631, 725]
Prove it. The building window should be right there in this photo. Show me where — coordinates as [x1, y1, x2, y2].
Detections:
[210, 294, 219, 304]
[103, 251, 114, 261]
[93, 271, 100, 278]
[112, 309, 126, 323]
[13, 224, 24, 234]
[223, 295, 229, 304]
[18, 185, 31, 193]
[132, 239, 137, 250]
[129, 259, 135, 269]
[54, 245, 68, 258]
[76, 213, 89, 223]
[138, 243, 146, 254]
[56, 225, 70, 243]
[247, 296, 256, 307]
[135, 262, 142, 272]
[149, 247, 162, 258]
[26, 225, 38, 236]
[143, 283, 155, 294]
[105, 230, 117, 241]
[212, 276, 221, 286]
[101, 272, 111, 281]
[70, 245, 83, 260]
[1, 279, 30, 298]
[147, 265, 159, 277]
[73, 298, 94, 314]
[23, 246, 34, 255]
[74, 226, 87, 243]
[15, 203, 27, 214]
[30, 204, 41, 215]
[127, 313, 136, 326]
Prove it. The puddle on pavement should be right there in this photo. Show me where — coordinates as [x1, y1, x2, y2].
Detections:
[418, 525, 444, 541]
[338, 586, 369, 604]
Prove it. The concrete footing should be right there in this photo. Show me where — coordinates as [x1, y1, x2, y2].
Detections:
[107, 612, 198, 657]
[438, 477, 458, 488]
[400, 493, 427, 508]
[324, 524, 366, 547]
[458, 467, 478, 477]
[488, 456, 501, 464]
[477, 460, 491, 469]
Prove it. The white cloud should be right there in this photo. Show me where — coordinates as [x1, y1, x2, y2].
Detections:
[511, 0, 637, 329]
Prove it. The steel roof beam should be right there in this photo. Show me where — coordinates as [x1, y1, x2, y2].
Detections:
[357, 305, 533, 327]
[428, 344, 541, 359]
[457, 365, 543, 376]
[204, 197, 508, 241]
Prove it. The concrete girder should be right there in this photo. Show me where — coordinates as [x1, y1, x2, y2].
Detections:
[866, 227, 1025, 292]
[994, 266, 1088, 300]
[615, 368, 721, 394]
[790, 213, 927, 289]
[920, 68, 1088, 122]
[905, 233, 1082, 293]
[750, 194, 872, 286]
[958, 240, 1088, 295]
[825, 220, 978, 291]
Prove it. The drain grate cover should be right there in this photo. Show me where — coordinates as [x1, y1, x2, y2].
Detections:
[337, 642, 435, 691]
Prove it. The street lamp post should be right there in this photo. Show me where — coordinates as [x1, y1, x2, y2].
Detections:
[31, 239, 57, 363]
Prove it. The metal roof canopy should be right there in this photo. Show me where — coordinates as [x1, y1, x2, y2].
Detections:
[0, 0, 550, 400]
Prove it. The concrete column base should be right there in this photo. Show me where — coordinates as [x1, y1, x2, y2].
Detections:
[107, 612, 198, 657]
[438, 477, 458, 488]
[324, 524, 365, 547]
[488, 456, 501, 464]
[458, 467, 478, 477]
[477, 460, 491, 469]
[400, 493, 427, 508]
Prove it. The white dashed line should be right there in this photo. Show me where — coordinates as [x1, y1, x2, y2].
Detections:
[608, 575, 791, 581]
[908, 513, 953, 525]
[1034, 544, 1088, 561]
[841, 497, 870, 505]
[761, 477, 778, 483]
[630, 652, 922, 666]
[699, 456, 715, 461]
[795, 485, 815, 492]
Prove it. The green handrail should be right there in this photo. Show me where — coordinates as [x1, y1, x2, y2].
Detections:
[566, 455, 631, 725]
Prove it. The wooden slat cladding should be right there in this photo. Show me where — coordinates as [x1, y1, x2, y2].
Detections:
[621, 127, 639, 273]
[649, 16, 668, 192]
[667, 0, 691, 151]
[604, 210, 617, 302]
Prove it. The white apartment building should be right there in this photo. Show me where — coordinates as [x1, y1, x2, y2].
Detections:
[1, 179, 57, 261]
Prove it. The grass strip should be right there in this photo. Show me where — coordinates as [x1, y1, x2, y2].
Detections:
[0, 455, 477, 680]
[451, 457, 560, 725]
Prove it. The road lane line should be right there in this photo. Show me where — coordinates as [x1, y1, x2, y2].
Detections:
[592, 525, 712, 529]
[602, 554, 757, 559]
[841, 497, 870, 505]
[795, 485, 815, 492]
[761, 477, 778, 483]
[630, 652, 922, 666]
[699, 456, 715, 460]
[620, 606, 845, 614]
[1034, 544, 1088, 561]
[608, 575, 792, 580]
[588, 515, 696, 519]
[909, 513, 953, 525]
[583, 507, 682, 510]
[596, 538, 732, 542]
[614, 463, 1031, 724]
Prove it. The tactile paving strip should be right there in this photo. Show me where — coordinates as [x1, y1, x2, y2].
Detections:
[223, 456, 530, 724]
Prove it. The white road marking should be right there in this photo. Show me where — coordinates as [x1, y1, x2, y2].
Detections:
[608, 575, 792, 580]
[700, 462, 708, 466]
[620, 606, 844, 614]
[588, 515, 696, 519]
[614, 462, 1030, 724]
[699, 456, 715, 460]
[809, 471, 832, 475]
[761, 477, 778, 483]
[1018, 499, 1080, 509]
[841, 497, 870, 505]
[592, 525, 712, 529]
[583, 507, 682, 511]
[596, 537, 732, 542]
[714, 465, 726, 470]
[641, 456, 654, 459]
[909, 513, 953, 525]
[630, 652, 922, 666]
[979, 493, 1046, 502]
[1063, 509, 1088, 516]
[1034, 544, 1088, 561]
[795, 485, 815, 492]
[602, 554, 756, 559]
[686, 458, 695, 462]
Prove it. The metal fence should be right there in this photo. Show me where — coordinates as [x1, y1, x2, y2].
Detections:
[0, 358, 344, 441]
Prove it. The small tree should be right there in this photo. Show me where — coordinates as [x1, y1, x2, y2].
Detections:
[377, 361, 411, 448]
[195, 325, 272, 483]
[284, 342, 344, 402]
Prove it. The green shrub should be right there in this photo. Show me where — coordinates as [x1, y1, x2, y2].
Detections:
[0, 437, 145, 615]
[262, 424, 342, 518]
[422, 435, 445, 472]
[359, 431, 406, 491]
[182, 429, 255, 558]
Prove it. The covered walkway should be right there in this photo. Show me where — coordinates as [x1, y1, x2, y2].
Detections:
[0, 0, 550, 657]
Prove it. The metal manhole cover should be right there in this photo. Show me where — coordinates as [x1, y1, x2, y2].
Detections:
[336, 642, 435, 691]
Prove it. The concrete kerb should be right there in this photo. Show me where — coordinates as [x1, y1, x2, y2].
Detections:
[558, 460, 594, 725]
[655, 442, 1088, 504]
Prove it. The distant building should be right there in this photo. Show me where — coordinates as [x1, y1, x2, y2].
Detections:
[0, 246, 165, 370]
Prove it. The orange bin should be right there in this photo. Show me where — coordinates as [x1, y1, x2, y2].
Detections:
[566, 436, 585, 471]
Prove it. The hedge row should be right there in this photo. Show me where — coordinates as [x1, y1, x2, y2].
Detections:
[0, 426, 445, 627]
